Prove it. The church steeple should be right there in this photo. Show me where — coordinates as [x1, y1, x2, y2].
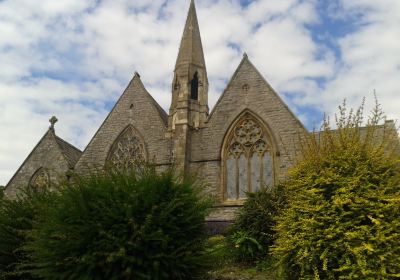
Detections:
[169, 0, 209, 131]
[175, 0, 206, 74]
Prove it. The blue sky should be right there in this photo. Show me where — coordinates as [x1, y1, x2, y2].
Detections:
[0, 0, 399, 186]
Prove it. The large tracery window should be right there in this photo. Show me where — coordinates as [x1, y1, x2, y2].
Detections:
[106, 126, 147, 171]
[223, 113, 274, 201]
[29, 168, 50, 191]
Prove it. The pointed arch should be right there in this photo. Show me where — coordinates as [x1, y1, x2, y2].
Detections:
[221, 110, 276, 202]
[220, 109, 279, 153]
[190, 71, 199, 100]
[106, 125, 147, 171]
[29, 167, 50, 191]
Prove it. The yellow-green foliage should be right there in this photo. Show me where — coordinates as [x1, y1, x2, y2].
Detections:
[273, 100, 400, 279]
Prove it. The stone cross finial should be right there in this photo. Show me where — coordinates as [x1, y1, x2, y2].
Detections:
[49, 116, 58, 132]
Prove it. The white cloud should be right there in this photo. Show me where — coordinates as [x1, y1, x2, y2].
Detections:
[314, 0, 400, 121]
[0, 0, 399, 185]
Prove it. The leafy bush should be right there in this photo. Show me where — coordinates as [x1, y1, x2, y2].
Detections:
[230, 186, 286, 263]
[25, 168, 212, 280]
[230, 230, 263, 262]
[273, 101, 400, 279]
[0, 189, 54, 280]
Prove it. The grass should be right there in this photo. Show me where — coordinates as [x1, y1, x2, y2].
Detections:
[206, 264, 275, 280]
[203, 236, 278, 280]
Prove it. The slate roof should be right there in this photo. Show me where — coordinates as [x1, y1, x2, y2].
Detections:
[55, 135, 82, 168]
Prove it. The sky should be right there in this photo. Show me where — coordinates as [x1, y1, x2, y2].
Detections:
[0, 0, 399, 186]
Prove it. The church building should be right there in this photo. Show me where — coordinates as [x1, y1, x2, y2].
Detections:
[4, 0, 307, 222]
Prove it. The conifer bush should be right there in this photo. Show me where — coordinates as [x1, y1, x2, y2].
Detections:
[25, 168, 212, 280]
[273, 101, 400, 279]
[0, 189, 54, 280]
[230, 186, 285, 263]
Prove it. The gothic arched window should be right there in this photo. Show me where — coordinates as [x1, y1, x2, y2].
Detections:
[223, 113, 274, 201]
[29, 168, 50, 191]
[106, 126, 147, 171]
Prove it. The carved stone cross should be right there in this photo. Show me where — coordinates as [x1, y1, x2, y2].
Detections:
[49, 116, 58, 131]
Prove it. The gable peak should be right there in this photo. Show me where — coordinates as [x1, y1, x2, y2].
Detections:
[131, 71, 142, 83]
[127, 71, 144, 89]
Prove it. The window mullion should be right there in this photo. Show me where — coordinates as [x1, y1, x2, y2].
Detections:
[260, 152, 264, 189]
[247, 151, 252, 192]
[235, 156, 239, 200]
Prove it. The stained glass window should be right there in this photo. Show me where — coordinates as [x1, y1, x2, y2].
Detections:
[224, 113, 274, 201]
[107, 126, 146, 171]
[29, 168, 50, 191]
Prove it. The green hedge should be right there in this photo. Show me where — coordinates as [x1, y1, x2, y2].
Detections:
[24, 168, 212, 280]
[0, 189, 54, 280]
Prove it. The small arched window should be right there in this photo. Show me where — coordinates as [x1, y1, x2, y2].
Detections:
[106, 125, 147, 172]
[223, 113, 274, 201]
[190, 71, 199, 100]
[29, 167, 50, 191]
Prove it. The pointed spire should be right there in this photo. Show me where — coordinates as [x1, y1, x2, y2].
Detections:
[175, 0, 206, 71]
[169, 0, 209, 131]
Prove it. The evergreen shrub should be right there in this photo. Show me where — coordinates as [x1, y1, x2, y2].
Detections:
[0, 189, 54, 280]
[230, 186, 286, 263]
[273, 100, 400, 279]
[25, 168, 212, 280]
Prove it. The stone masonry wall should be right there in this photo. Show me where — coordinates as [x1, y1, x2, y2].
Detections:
[4, 131, 71, 198]
[75, 75, 172, 173]
[189, 57, 307, 220]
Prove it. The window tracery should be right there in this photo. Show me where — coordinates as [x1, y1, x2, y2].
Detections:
[29, 168, 50, 191]
[223, 113, 274, 201]
[107, 126, 146, 171]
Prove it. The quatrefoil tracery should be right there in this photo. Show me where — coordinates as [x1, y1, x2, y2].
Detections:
[228, 117, 270, 158]
[107, 126, 146, 171]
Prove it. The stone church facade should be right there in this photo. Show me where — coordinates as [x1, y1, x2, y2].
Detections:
[4, 0, 307, 222]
